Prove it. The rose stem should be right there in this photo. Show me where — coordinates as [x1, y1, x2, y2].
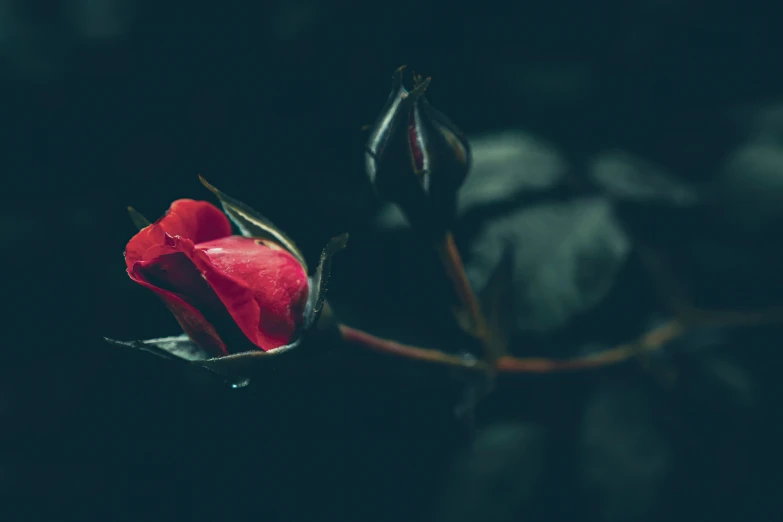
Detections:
[336, 322, 670, 374]
[338, 324, 484, 370]
[339, 303, 783, 375]
[435, 232, 500, 366]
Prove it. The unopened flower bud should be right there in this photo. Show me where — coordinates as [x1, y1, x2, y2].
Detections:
[365, 66, 471, 238]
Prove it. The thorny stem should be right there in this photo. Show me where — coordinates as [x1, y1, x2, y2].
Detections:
[338, 307, 783, 374]
[435, 232, 499, 367]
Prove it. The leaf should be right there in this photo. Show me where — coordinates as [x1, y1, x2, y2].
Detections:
[376, 131, 569, 229]
[104, 334, 212, 362]
[306, 233, 349, 329]
[127, 206, 151, 230]
[199, 175, 308, 270]
[433, 422, 548, 522]
[712, 102, 783, 226]
[458, 131, 570, 213]
[198, 341, 301, 381]
[714, 127, 783, 226]
[656, 322, 755, 407]
[465, 197, 631, 333]
[580, 380, 671, 522]
[478, 246, 515, 358]
[697, 356, 754, 407]
[105, 335, 302, 385]
[588, 151, 699, 206]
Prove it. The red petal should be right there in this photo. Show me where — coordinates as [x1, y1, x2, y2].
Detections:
[129, 263, 229, 357]
[125, 199, 232, 270]
[193, 236, 309, 350]
[408, 110, 425, 172]
[130, 235, 309, 352]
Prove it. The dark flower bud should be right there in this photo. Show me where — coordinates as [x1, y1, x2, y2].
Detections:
[365, 65, 471, 238]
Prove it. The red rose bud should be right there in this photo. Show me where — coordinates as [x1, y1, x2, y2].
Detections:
[124, 199, 310, 355]
[365, 65, 471, 238]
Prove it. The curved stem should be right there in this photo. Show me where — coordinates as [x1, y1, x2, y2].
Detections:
[337, 322, 679, 374]
[339, 325, 485, 370]
[338, 305, 783, 375]
[495, 320, 684, 373]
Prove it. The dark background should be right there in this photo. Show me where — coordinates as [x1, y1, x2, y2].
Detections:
[2, 0, 783, 520]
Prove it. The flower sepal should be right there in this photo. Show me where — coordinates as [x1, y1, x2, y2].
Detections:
[105, 330, 315, 387]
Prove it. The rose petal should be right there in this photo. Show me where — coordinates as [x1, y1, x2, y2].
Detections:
[193, 236, 309, 351]
[129, 263, 229, 357]
[125, 199, 232, 269]
[131, 248, 261, 355]
[134, 235, 308, 351]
